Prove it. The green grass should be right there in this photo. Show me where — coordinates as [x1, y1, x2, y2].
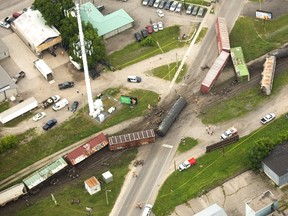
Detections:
[0, 100, 9, 113]
[230, 15, 288, 62]
[199, 69, 288, 124]
[151, 62, 188, 83]
[108, 26, 185, 69]
[195, 27, 208, 44]
[154, 115, 288, 215]
[15, 149, 137, 216]
[0, 89, 159, 181]
[177, 137, 198, 153]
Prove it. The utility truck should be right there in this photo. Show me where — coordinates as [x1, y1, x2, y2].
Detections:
[178, 157, 196, 171]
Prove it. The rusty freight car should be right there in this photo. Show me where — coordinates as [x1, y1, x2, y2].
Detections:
[108, 129, 156, 151]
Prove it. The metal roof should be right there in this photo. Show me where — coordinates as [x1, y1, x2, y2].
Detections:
[80, 2, 134, 37]
[230, 47, 249, 77]
[109, 129, 155, 146]
[260, 56, 276, 94]
[65, 133, 109, 165]
[201, 51, 230, 88]
[216, 17, 230, 51]
[0, 38, 8, 53]
[0, 65, 17, 90]
[84, 176, 100, 188]
[194, 203, 228, 216]
[12, 8, 60, 47]
[246, 190, 276, 212]
[23, 158, 68, 190]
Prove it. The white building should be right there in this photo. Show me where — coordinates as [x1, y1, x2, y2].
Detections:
[102, 171, 113, 184]
[194, 203, 228, 216]
[0, 65, 18, 102]
[84, 176, 101, 195]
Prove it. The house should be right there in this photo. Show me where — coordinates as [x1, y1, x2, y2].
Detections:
[262, 143, 288, 187]
[0, 65, 17, 102]
[11, 8, 62, 57]
[80, 2, 134, 39]
[0, 39, 9, 60]
[245, 190, 278, 216]
[84, 176, 101, 195]
[194, 203, 228, 216]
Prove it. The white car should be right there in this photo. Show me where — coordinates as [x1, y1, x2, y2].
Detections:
[156, 9, 164, 18]
[169, 1, 178, 11]
[153, 0, 161, 7]
[51, 95, 61, 103]
[260, 113, 276, 125]
[220, 127, 238, 140]
[175, 2, 182, 12]
[152, 23, 158, 32]
[142, 0, 149, 6]
[32, 112, 47, 122]
[158, 21, 164, 30]
[0, 21, 10, 29]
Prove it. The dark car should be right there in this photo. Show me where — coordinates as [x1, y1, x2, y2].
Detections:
[197, 7, 207, 17]
[70, 101, 79, 112]
[134, 32, 142, 42]
[146, 25, 153, 34]
[141, 29, 148, 38]
[58, 81, 75, 90]
[12, 71, 25, 84]
[148, 0, 155, 7]
[89, 69, 100, 80]
[158, 0, 167, 9]
[191, 5, 199, 16]
[42, 119, 57, 131]
[164, 0, 173, 10]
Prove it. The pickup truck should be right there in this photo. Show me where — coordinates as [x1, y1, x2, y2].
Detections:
[40, 95, 61, 109]
[220, 127, 238, 140]
[178, 157, 196, 171]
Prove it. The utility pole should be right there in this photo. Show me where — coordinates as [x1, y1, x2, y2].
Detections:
[75, 3, 94, 116]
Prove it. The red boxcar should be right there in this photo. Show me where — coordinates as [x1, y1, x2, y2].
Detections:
[216, 17, 230, 53]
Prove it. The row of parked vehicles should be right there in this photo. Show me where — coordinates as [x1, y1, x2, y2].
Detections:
[135, 22, 164, 42]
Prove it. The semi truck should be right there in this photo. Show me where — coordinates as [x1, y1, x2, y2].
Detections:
[178, 157, 196, 171]
[33, 59, 55, 84]
[40, 95, 61, 109]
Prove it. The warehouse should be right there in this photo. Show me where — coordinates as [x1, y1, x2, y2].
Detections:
[0, 65, 18, 102]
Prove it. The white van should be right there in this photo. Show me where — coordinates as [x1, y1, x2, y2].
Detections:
[127, 76, 142, 83]
[141, 204, 153, 216]
[52, 98, 69, 111]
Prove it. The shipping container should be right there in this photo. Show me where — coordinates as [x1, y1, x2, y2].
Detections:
[215, 17, 230, 53]
[200, 51, 230, 94]
[0, 97, 38, 124]
[120, 95, 138, 105]
[108, 129, 156, 151]
[0, 183, 27, 207]
[65, 133, 109, 165]
[23, 157, 68, 190]
[33, 59, 55, 84]
[260, 56, 276, 95]
[156, 97, 187, 137]
[230, 47, 250, 82]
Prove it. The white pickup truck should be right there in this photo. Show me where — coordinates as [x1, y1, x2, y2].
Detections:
[178, 157, 197, 171]
[220, 127, 238, 140]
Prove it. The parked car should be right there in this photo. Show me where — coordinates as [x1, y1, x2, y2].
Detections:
[153, 0, 161, 7]
[186, 4, 194, 14]
[175, 2, 182, 12]
[146, 25, 153, 34]
[152, 23, 158, 32]
[134, 32, 142, 42]
[127, 76, 142, 83]
[220, 127, 238, 140]
[158, 0, 167, 9]
[197, 7, 207, 17]
[32, 112, 46, 122]
[58, 81, 74, 90]
[156, 9, 164, 17]
[148, 0, 155, 7]
[142, 0, 149, 6]
[70, 101, 79, 112]
[0, 21, 10, 29]
[53, 98, 69, 111]
[4, 16, 15, 24]
[43, 119, 57, 131]
[158, 21, 164, 30]
[260, 113, 276, 124]
[169, 1, 178, 11]
[12, 71, 25, 84]
[141, 29, 148, 38]
[164, 0, 173, 10]
[142, 204, 153, 216]
[191, 5, 199, 16]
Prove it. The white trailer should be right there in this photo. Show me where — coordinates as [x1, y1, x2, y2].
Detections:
[33, 59, 55, 84]
[0, 183, 27, 206]
[69, 56, 81, 70]
[0, 97, 38, 124]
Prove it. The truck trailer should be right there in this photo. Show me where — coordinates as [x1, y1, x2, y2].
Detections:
[178, 157, 197, 171]
[33, 59, 55, 84]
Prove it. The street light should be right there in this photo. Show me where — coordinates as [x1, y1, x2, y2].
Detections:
[105, 190, 111, 205]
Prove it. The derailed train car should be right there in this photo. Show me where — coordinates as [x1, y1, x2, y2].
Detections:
[0, 183, 27, 207]
[156, 96, 187, 137]
[260, 56, 276, 95]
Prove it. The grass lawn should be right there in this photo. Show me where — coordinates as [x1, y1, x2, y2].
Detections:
[154, 115, 288, 215]
[177, 137, 198, 153]
[15, 149, 137, 216]
[0, 89, 159, 182]
[230, 14, 288, 62]
[151, 62, 188, 83]
[195, 27, 208, 44]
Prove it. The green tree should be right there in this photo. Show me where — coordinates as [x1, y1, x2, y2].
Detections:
[0, 135, 18, 154]
[59, 16, 78, 49]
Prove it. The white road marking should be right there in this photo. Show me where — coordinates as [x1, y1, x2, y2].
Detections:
[162, 144, 173, 149]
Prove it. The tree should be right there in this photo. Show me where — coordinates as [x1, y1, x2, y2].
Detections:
[59, 16, 78, 49]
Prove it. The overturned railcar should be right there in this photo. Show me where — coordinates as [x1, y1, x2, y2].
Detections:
[260, 56, 276, 95]
[156, 97, 187, 137]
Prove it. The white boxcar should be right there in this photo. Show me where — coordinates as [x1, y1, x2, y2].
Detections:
[0, 183, 27, 206]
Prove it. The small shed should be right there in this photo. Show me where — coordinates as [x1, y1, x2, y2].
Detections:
[84, 176, 101, 195]
[194, 203, 228, 216]
[102, 171, 113, 184]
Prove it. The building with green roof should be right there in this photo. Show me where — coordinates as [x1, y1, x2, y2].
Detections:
[80, 2, 134, 39]
[230, 47, 250, 82]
